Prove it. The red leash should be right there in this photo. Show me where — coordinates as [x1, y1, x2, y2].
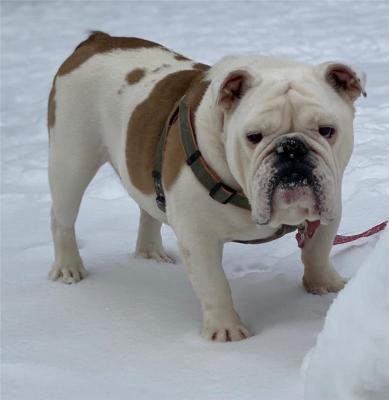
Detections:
[296, 220, 388, 248]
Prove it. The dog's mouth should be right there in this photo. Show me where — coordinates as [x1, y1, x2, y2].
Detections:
[269, 158, 318, 202]
[253, 157, 325, 226]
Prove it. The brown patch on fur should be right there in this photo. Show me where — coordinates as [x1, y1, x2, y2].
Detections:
[164, 75, 210, 190]
[185, 76, 210, 112]
[126, 68, 146, 85]
[152, 64, 171, 73]
[126, 69, 205, 194]
[193, 62, 210, 71]
[48, 78, 56, 129]
[58, 31, 161, 76]
[174, 53, 190, 61]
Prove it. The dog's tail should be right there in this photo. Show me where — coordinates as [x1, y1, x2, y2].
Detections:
[74, 30, 110, 50]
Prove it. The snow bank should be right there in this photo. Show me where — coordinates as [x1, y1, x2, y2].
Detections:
[303, 229, 389, 400]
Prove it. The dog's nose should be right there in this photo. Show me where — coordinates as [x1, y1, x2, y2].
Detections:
[276, 137, 308, 159]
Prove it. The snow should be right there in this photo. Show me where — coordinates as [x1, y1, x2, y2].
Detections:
[303, 229, 389, 400]
[1, 1, 388, 399]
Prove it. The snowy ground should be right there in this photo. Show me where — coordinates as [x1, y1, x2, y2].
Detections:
[303, 228, 389, 400]
[1, 1, 388, 399]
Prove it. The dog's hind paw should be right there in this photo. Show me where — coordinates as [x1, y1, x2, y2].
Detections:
[135, 247, 175, 263]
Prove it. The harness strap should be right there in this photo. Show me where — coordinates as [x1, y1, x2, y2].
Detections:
[178, 100, 251, 210]
[152, 101, 180, 212]
[234, 224, 299, 245]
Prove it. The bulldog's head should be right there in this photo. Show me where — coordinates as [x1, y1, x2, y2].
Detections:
[214, 57, 366, 227]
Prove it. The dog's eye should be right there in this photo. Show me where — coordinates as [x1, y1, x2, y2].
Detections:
[246, 131, 263, 144]
[319, 126, 336, 139]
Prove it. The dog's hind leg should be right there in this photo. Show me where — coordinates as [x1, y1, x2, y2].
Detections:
[48, 122, 105, 283]
[135, 208, 174, 263]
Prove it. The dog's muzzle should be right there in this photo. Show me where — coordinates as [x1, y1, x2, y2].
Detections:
[271, 136, 316, 190]
[251, 134, 330, 226]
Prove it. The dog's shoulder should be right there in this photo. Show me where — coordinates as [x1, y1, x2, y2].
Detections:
[126, 67, 210, 195]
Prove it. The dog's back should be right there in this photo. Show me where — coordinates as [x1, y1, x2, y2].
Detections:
[49, 31, 205, 170]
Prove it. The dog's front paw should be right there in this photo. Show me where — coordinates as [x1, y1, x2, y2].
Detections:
[303, 268, 346, 295]
[202, 312, 250, 342]
[49, 258, 87, 284]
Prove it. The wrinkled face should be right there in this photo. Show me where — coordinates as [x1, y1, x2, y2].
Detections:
[219, 62, 365, 227]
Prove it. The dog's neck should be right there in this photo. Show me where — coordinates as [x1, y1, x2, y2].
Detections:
[194, 92, 242, 192]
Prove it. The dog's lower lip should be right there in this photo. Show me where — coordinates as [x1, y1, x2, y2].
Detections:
[279, 173, 310, 186]
[273, 171, 313, 189]
[255, 219, 270, 226]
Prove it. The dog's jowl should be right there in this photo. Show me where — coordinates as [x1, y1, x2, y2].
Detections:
[48, 32, 366, 342]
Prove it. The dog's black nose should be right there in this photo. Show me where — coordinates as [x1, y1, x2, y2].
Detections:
[276, 137, 308, 159]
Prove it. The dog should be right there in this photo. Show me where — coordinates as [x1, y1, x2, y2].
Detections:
[48, 31, 366, 342]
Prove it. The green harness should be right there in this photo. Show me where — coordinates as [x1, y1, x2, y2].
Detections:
[152, 97, 298, 244]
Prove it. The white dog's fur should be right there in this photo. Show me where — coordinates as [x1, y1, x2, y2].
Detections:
[48, 33, 365, 341]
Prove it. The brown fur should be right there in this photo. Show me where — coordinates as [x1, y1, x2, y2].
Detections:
[48, 78, 56, 129]
[173, 55, 210, 72]
[57, 31, 161, 76]
[56, 31, 205, 79]
[126, 68, 146, 85]
[126, 69, 209, 194]
[193, 63, 210, 71]
[174, 53, 190, 61]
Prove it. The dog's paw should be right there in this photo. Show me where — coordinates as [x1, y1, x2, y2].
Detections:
[303, 273, 346, 295]
[202, 323, 250, 342]
[135, 247, 175, 263]
[48, 260, 87, 284]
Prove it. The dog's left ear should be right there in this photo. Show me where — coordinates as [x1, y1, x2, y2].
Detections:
[320, 62, 367, 102]
[217, 70, 254, 111]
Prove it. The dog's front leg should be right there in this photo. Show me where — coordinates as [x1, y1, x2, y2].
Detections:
[177, 232, 250, 342]
[301, 215, 346, 295]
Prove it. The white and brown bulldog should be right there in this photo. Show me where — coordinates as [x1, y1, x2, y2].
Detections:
[48, 32, 366, 342]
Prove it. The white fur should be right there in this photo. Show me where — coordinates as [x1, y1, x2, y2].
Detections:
[49, 45, 363, 340]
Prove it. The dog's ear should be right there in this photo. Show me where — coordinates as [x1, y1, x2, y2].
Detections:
[320, 62, 366, 102]
[217, 70, 253, 111]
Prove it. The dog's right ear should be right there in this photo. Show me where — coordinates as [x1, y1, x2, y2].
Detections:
[217, 70, 253, 111]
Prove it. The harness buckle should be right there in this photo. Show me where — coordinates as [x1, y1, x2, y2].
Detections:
[209, 182, 237, 204]
[155, 195, 166, 211]
[186, 150, 201, 166]
[152, 170, 166, 211]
